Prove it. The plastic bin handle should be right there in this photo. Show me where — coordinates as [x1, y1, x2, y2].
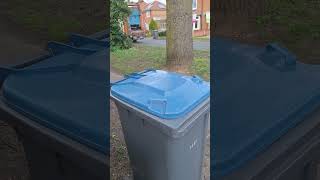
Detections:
[111, 69, 156, 86]
[191, 75, 204, 84]
[124, 72, 147, 79]
[47, 41, 97, 55]
[265, 43, 297, 66]
[68, 33, 109, 47]
[124, 68, 156, 79]
[148, 99, 167, 114]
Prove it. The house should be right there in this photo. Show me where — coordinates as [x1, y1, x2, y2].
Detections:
[140, 0, 166, 32]
[192, 0, 210, 37]
[125, 0, 210, 37]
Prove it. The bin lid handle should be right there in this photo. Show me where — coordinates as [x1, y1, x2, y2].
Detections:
[191, 75, 204, 84]
[148, 98, 167, 114]
[110, 68, 156, 86]
[258, 43, 297, 71]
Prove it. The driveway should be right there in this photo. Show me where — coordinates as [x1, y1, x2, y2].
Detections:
[137, 37, 210, 51]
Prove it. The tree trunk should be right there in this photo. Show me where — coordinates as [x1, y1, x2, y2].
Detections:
[166, 0, 193, 72]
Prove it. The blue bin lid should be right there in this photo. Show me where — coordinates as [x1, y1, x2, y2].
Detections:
[212, 37, 320, 178]
[2, 47, 109, 154]
[111, 70, 210, 119]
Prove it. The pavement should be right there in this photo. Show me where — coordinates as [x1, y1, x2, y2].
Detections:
[136, 37, 210, 51]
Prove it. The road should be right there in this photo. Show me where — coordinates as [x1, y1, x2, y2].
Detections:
[137, 37, 210, 51]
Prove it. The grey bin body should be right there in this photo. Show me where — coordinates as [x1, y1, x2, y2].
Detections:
[153, 30, 159, 39]
[112, 95, 210, 180]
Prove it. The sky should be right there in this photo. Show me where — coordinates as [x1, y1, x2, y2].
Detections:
[130, 0, 166, 4]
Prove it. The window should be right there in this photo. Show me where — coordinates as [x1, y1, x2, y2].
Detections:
[153, 17, 161, 21]
[192, 0, 197, 10]
[193, 15, 201, 30]
[146, 11, 150, 18]
[160, 22, 166, 30]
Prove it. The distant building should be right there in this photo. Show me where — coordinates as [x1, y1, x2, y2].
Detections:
[125, 0, 210, 37]
[192, 0, 210, 37]
[141, 0, 166, 32]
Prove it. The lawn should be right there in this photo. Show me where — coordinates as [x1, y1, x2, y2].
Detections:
[111, 44, 210, 80]
[255, 0, 320, 63]
[157, 36, 210, 41]
[1, 0, 106, 42]
[193, 36, 210, 41]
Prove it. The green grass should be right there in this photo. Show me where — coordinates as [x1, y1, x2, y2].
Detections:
[155, 36, 210, 41]
[193, 36, 210, 41]
[111, 44, 210, 80]
[3, 0, 105, 41]
[256, 0, 320, 39]
[255, 0, 320, 62]
[6, 1, 78, 41]
[158, 36, 167, 40]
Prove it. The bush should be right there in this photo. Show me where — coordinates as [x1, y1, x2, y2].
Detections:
[111, 0, 133, 50]
[149, 19, 158, 31]
[158, 31, 166, 36]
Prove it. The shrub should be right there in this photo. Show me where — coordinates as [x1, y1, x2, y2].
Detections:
[158, 31, 166, 36]
[111, 0, 133, 50]
[149, 19, 158, 31]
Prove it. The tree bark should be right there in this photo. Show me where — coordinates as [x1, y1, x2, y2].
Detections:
[166, 0, 193, 72]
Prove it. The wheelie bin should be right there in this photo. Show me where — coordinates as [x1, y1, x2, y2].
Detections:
[0, 31, 109, 180]
[212, 37, 320, 180]
[111, 70, 210, 180]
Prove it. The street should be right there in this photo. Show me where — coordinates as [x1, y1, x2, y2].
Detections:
[136, 37, 210, 51]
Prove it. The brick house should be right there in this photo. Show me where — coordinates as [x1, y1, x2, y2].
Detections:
[140, 0, 166, 32]
[125, 0, 210, 36]
[192, 0, 210, 37]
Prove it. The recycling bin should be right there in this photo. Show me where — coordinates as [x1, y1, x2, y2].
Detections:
[152, 30, 159, 39]
[212, 37, 320, 180]
[0, 32, 109, 180]
[111, 69, 210, 180]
